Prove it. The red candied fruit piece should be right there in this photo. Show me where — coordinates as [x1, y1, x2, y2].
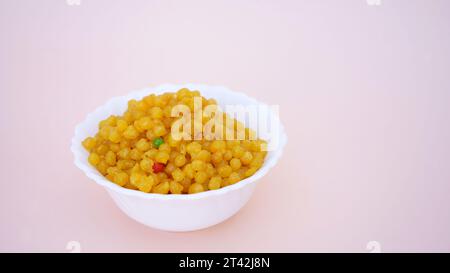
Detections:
[152, 162, 165, 173]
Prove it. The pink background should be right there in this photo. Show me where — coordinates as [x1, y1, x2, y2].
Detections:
[1, 0, 450, 252]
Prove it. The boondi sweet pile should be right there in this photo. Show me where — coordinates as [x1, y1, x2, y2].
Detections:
[82, 88, 267, 194]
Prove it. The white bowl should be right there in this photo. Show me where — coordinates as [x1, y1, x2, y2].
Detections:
[71, 84, 287, 232]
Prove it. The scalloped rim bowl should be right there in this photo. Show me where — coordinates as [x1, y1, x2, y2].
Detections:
[71, 84, 287, 232]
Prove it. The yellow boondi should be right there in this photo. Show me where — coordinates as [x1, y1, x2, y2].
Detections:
[82, 88, 267, 194]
